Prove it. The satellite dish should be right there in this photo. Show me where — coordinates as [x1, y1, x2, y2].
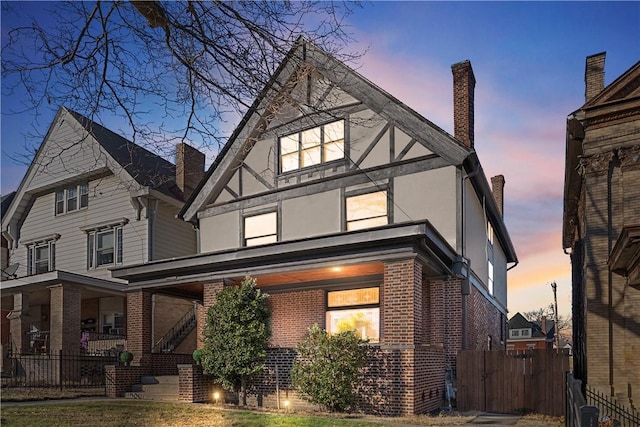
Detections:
[1, 263, 19, 279]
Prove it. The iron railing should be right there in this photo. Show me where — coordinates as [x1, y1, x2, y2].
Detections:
[586, 386, 640, 427]
[1, 350, 119, 389]
[152, 304, 197, 353]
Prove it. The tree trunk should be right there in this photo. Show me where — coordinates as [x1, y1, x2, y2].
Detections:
[241, 376, 247, 406]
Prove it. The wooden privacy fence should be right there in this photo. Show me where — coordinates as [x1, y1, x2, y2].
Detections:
[456, 349, 570, 416]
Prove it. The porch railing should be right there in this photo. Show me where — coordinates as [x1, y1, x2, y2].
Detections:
[586, 386, 640, 427]
[26, 331, 50, 354]
[83, 331, 126, 356]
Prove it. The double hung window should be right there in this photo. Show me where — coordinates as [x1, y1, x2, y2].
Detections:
[55, 183, 88, 215]
[280, 120, 344, 173]
[26, 241, 56, 275]
[243, 211, 277, 247]
[87, 227, 123, 268]
[346, 190, 388, 231]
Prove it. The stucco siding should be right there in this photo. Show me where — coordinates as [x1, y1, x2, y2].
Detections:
[199, 211, 239, 253]
[464, 179, 489, 288]
[281, 190, 341, 240]
[393, 166, 457, 248]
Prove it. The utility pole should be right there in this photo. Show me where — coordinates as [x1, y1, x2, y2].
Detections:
[551, 281, 560, 352]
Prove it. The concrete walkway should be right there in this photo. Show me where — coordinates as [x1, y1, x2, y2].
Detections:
[467, 413, 522, 425]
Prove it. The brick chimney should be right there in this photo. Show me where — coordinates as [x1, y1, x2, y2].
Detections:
[490, 175, 505, 218]
[585, 52, 606, 103]
[452, 60, 476, 149]
[176, 142, 205, 201]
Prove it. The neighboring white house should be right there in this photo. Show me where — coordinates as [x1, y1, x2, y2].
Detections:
[1, 107, 202, 356]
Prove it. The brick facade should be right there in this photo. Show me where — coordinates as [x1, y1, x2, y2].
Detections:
[126, 290, 152, 367]
[105, 365, 151, 397]
[269, 289, 325, 347]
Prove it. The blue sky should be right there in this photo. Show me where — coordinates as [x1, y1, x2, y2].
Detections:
[2, 1, 639, 317]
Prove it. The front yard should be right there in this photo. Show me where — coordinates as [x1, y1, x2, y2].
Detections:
[0, 390, 564, 426]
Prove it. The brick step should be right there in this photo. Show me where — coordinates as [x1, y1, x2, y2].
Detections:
[125, 375, 179, 401]
[140, 375, 178, 385]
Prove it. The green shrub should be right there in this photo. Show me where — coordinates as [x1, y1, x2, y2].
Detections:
[192, 349, 203, 364]
[291, 324, 368, 412]
[119, 351, 133, 365]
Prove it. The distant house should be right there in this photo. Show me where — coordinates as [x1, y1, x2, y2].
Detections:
[0, 107, 202, 357]
[111, 38, 518, 415]
[562, 53, 640, 400]
[506, 312, 554, 351]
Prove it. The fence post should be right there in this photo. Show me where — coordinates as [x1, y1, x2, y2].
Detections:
[579, 405, 598, 427]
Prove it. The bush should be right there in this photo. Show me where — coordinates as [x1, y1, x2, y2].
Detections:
[291, 324, 368, 412]
[192, 349, 203, 364]
[119, 351, 133, 365]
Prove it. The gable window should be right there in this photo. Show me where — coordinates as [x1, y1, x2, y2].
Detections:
[521, 329, 530, 337]
[56, 183, 88, 215]
[279, 120, 344, 173]
[82, 218, 128, 269]
[487, 221, 494, 295]
[24, 234, 59, 276]
[510, 330, 520, 338]
[346, 190, 388, 231]
[244, 211, 277, 247]
[326, 287, 379, 343]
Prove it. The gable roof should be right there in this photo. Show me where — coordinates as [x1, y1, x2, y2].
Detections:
[508, 312, 531, 329]
[563, 58, 640, 249]
[179, 37, 472, 223]
[1, 107, 182, 242]
[508, 312, 555, 339]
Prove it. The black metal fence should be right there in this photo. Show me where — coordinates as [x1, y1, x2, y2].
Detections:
[586, 386, 640, 427]
[1, 350, 119, 389]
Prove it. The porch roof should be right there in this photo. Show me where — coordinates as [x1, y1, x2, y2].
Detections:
[111, 221, 458, 291]
[0, 270, 128, 295]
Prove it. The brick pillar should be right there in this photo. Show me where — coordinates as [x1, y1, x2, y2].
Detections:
[197, 282, 225, 349]
[8, 293, 30, 353]
[382, 259, 422, 346]
[126, 291, 152, 367]
[48, 284, 81, 353]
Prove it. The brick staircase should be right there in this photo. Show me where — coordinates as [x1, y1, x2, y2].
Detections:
[124, 375, 179, 401]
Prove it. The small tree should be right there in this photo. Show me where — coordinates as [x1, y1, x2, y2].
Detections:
[201, 276, 271, 406]
[291, 324, 368, 412]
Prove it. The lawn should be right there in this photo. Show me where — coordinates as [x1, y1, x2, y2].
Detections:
[0, 389, 564, 426]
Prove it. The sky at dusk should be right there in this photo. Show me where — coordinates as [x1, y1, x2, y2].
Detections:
[2, 2, 639, 319]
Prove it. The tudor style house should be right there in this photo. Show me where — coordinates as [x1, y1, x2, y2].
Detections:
[111, 39, 517, 415]
[506, 312, 555, 351]
[1, 107, 202, 359]
[563, 53, 640, 404]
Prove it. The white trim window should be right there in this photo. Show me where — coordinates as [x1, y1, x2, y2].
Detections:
[346, 190, 388, 231]
[243, 211, 277, 247]
[27, 241, 56, 275]
[55, 183, 88, 215]
[87, 227, 123, 268]
[279, 120, 344, 173]
[326, 287, 380, 343]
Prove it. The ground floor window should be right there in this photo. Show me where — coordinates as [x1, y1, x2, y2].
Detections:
[326, 287, 379, 343]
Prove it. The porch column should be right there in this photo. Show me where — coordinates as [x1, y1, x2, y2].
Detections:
[48, 284, 82, 353]
[8, 293, 30, 353]
[196, 282, 225, 349]
[126, 290, 152, 367]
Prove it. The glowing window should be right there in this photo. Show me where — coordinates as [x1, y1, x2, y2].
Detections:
[279, 120, 344, 173]
[326, 287, 379, 343]
[346, 191, 388, 231]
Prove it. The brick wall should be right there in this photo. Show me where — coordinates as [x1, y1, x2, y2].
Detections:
[151, 353, 193, 376]
[382, 259, 422, 345]
[105, 365, 150, 397]
[269, 290, 325, 347]
[197, 282, 224, 348]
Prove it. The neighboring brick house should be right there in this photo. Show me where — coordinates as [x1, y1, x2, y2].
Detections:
[112, 39, 517, 415]
[0, 107, 201, 358]
[506, 312, 555, 351]
[562, 53, 640, 402]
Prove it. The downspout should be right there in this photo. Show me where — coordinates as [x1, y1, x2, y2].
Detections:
[461, 159, 480, 351]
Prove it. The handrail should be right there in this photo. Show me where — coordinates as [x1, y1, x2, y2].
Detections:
[152, 304, 197, 353]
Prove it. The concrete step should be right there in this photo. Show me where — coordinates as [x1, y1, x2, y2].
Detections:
[125, 375, 179, 401]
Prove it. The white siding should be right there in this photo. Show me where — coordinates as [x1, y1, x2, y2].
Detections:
[281, 190, 341, 241]
[15, 174, 147, 280]
[152, 201, 197, 261]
